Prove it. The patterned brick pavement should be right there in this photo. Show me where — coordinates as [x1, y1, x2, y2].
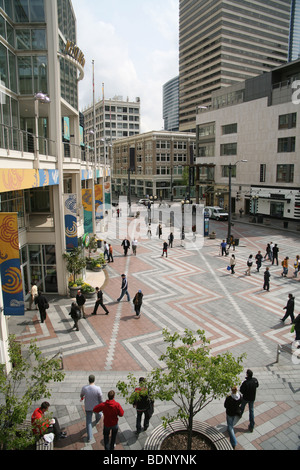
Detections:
[8, 217, 300, 451]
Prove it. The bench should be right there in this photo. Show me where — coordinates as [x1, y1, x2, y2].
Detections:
[17, 419, 54, 450]
[144, 419, 233, 450]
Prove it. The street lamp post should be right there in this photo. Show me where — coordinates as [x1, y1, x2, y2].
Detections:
[227, 160, 247, 241]
[34, 92, 50, 169]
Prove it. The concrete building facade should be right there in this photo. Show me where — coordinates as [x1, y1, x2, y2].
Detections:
[195, 60, 300, 221]
[112, 131, 196, 202]
[179, 0, 291, 133]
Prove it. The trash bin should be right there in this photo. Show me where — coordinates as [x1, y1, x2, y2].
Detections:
[283, 221, 288, 229]
[257, 215, 263, 223]
[234, 238, 240, 246]
[97, 239, 102, 248]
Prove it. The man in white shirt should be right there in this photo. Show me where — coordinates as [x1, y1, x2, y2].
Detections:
[80, 375, 103, 442]
[29, 282, 38, 310]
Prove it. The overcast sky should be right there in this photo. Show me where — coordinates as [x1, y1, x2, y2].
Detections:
[71, 0, 179, 132]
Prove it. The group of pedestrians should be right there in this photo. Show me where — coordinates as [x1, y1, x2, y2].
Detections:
[224, 369, 259, 449]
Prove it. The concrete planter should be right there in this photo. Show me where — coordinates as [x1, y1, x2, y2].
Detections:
[144, 420, 232, 451]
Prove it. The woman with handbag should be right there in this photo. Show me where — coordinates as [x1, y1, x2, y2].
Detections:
[224, 385, 242, 449]
[245, 254, 253, 276]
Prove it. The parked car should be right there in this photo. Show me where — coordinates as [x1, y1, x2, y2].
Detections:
[138, 198, 153, 206]
[204, 206, 228, 221]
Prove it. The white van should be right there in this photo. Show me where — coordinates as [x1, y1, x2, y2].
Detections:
[204, 206, 228, 221]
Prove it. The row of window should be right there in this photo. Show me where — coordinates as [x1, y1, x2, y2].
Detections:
[198, 137, 296, 157]
[198, 112, 297, 139]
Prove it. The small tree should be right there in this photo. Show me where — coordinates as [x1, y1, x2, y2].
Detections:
[86, 234, 98, 261]
[63, 246, 86, 284]
[0, 335, 65, 450]
[117, 328, 245, 450]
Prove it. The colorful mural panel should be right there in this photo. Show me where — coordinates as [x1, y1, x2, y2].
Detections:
[64, 194, 78, 251]
[0, 169, 59, 193]
[0, 213, 24, 316]
[95, 184, 103, 220]
[82, 188, 93, 233]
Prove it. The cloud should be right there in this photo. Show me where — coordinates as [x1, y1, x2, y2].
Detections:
[73, 0, 178, 132]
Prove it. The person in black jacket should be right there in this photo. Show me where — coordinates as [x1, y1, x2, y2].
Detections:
[76, 289, 86, 319]
[224, 386, 242, 449]
[240, 369, 259, 432]
[34, 291, 49, 323]
[281, 293, 295, 324]
[133, 290, 143, 318]
[263, 267, 271, 291]
[133, 377, 154, 434]
[69, 302, 81, 331]
[92, 287, 109, 315]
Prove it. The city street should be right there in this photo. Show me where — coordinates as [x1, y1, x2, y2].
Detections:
[9, 215, 300, 451]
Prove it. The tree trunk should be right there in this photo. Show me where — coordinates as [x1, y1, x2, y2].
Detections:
[187, 398, 194, 450]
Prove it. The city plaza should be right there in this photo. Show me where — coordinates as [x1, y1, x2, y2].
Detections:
[8, 210, 300, 451]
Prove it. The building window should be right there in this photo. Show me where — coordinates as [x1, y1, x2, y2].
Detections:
[222, 123, 237, 135]
[222, 165, 236, 177]
[276, 164, 294, 183]
[277, 137, 296, 152]
[260, 164, 266, 182]
[278, 113, 297, 129]
[220, 143, 237, 156]
[198, 143, 215, 157]
[197, 123, 215, 137]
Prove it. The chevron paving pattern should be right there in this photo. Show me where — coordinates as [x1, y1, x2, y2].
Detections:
[10, 219, 300, 451]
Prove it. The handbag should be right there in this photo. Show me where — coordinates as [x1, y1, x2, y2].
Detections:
[227, 266, 231, 271]
[291, 324, 295, 333]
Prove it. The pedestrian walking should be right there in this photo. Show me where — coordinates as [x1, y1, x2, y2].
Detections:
[132, 238, 138, 256]
[220, 240, 227, 256]
[263, 267, 270, 291]
[133, 377, 154, 435]
[117, 274, 130, 302]
[76, 289, 86, 318]
[293, 255, 300, 277]
[34, 291, 49, 323]
[270, 241, 274, 263]
[224, 385, 242, 449]
[281, 256, 289, 277]
[93, 390, 124, 450]
[69, 302, 81, 330]
[121, 238, 130, 256]
[294, 313, 300, 346]
[80, 375, 103, 443]
[31, 401, 67, 441]
[108, 244, 114, 262]
[29, 281, 38, 310]
[168, 232, 174, 247]
[157, 224, 162, 239]
[255, 251, 263, 272]
[162, 241, 168, 257]
[92, 287, 109, 315]
[147, 223, 152, 239]
[230, 254, 236, 274]
[281, 293, 295, 324]
[133, 290, 143, 318]
[240, 369, 259, 432]
[272, 244, 279, 265]
[245, 255, 253, 275]
[264, 243, 271, 261]
[103, 241, 109, 261]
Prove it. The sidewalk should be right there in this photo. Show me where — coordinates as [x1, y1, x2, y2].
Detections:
[8, 218, 300, 451]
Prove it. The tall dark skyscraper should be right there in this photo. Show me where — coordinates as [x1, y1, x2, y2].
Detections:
[179, 0, 292, 132]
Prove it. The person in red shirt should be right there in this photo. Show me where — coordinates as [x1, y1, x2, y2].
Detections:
[31, 401, 66, 440]
[93, 390, 124, 450]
